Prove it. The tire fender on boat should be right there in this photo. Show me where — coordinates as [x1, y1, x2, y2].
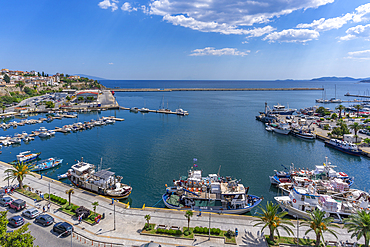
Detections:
[293, 199, 296, 203]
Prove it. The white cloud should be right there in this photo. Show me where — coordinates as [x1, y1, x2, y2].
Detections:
[297, 14, 353, 31]
[189, 47, 250, 56]
[121, 2, 137, 12]
[149, 0, 333, 35]
[340, 24, 370, 41]
[263, 29, 319, 43]
[347, 49, 370, 59]
[297, 3, 370, 32]
[163, 14, 275, 36]
[109, 62, 114, 65]
[98, 0, 118, 11]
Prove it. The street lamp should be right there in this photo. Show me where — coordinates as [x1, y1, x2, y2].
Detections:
[208, 213, 211, 240]
[295, 215, 299, 247]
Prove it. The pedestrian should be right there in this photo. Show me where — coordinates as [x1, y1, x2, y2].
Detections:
[47, 203, 50, 212]
[198, 208, 202, 217]
[43, 205, 46, 213]
[235, 228, 238, 237]
[78, 214, 82, 224]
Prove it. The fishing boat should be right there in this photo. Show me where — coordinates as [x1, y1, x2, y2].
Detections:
[67, 158, 132, 199]
[130, 107, 139, 113]
[162, 168, 262, 214]
[324, 139, 362, 156]
[31, 158, 63, 171]
[140, 107, 150, 113]
[16, 151, 41, 163]
[269, 157, 354, 187]
[275, 185, 370, 223]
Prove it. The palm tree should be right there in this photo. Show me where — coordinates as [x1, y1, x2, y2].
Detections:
[354, 104, 363, 117]
[349, 122, 363, 143]
[253, 201, 294, 242]
[185, 210, 193, 231]
[65, 188, 74, 206]
[344, 210, 370, 247]
[144, 214, 151, 228]
[336, 105, 346, 119]
[300, 209, 339, 247]
[4, 162, 35, 189]
[92, 201, 99, 214]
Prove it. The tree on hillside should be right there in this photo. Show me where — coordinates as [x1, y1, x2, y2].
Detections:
[3, 74, 10, 84]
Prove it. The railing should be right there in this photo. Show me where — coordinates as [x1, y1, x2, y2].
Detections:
[72, 231, 124, 246]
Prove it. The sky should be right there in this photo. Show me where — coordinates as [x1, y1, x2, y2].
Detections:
[1, 0, 370, 80]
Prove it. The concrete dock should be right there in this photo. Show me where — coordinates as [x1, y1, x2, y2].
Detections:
[0, 161, 364, 246]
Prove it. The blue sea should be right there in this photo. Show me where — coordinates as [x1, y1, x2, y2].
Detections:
[1, 80, 370, 215]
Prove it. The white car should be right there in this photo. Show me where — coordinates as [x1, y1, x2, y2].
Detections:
[22, 208, 40, 219]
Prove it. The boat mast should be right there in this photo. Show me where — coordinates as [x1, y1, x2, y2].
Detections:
[217, 165, 221, 177]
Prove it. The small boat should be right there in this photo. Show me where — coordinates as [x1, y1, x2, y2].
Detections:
[38, 132, 50, 138]
[272, 123, 291, 135]
[16, 151, 41, 163]
[140, 107, 150, 113]
[325, 139, 362, 156]
[57, 172, 68, 180]
[260, 103, 296, 115]
[130, 107, 139, 113]
[176, 108, 188, 115]
[31, 158, 63, 171]
[292, 129, 315, 140]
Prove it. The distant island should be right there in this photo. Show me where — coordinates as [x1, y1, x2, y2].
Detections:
[276, 76, 370, 82]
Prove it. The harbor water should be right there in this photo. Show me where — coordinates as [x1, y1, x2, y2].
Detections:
[1, 80, 370, 215]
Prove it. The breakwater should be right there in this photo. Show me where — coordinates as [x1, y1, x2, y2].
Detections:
[109, 87, 324, 92]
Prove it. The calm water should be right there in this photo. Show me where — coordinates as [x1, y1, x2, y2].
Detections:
[1, 80, 370, 215]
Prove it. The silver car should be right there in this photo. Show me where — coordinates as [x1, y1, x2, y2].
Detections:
[22, 208, 40, 219]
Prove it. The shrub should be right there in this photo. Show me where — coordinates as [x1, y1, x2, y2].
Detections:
[65, 205, 72, 210]
[72, 205, 79, 212]
[175, 230, 181, 236]
[183, 230, 190, 236]
[169, 229, 175, 235]
[156, 228, 163, 234]
[194, 226, 200, 233]
[226, 229, 235, 238]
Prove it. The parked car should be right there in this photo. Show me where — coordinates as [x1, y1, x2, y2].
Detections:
[9, 199, 26, 211]
[22, 208, 40, 219]
[53, 222, 73, 236]
[35, 214, 54, 226]
[0, 197, 13, 206]
[8, 216, 25, 228]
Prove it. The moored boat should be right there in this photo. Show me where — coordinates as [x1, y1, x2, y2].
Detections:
[31, 157, 63, 171]
[162, 168, 262, 214]
[325, 139, 362, 156]
[16, 151, 41, 163]
[67, 158, 132, 199]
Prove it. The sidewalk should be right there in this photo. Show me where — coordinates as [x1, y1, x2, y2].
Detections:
[0, 161, 363, 246]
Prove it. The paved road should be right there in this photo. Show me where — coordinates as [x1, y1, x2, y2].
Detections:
[1, 204, 88, 247]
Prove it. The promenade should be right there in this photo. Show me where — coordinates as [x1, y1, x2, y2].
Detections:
[0, 161, 364, 247]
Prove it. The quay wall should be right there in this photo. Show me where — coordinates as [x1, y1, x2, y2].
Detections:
[109, 87, 324, 92]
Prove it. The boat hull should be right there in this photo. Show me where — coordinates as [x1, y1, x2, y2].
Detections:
[325, 142, 362, 156]
[68, 177, 131, 199]
[162, 193, 262, 214]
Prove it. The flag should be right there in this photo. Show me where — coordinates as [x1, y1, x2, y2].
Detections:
[193, 158, 197, 162]
[194, 164, 198, 167]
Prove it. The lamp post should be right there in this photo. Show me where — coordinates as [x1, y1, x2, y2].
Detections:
[208, 213, 211, 240]
[113, 202, 116, 231]
[295, 215, 299, 247]
[7, 171, 9, 188]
